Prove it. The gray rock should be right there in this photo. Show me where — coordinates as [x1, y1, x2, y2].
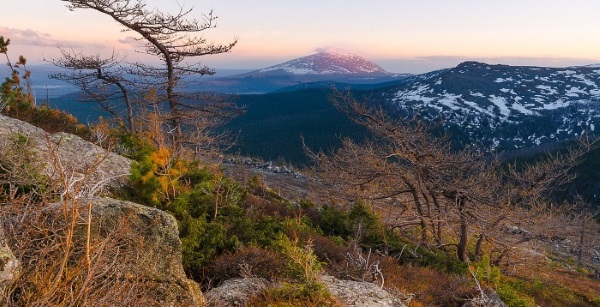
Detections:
[42, 197, 204, 306]
[205, 275, 409, 306]
[321, 275, 407, 307]
[205, 278, 270, 307]
[262, 161, 272, 169]
[0, 114, 131, 192]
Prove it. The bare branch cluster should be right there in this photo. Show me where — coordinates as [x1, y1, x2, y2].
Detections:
[310, 89, 598, 265]
[50, 48, 136, 132]
[54, 0, 241, 153]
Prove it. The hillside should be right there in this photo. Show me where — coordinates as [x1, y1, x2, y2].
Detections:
[223, 88, 371, 165]
[379, 62, 600, 150]
[2, 97, 599, 307]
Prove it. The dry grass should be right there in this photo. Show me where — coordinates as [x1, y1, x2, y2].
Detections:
[507, 262, 600, 306]
[0, 134, 196, 306]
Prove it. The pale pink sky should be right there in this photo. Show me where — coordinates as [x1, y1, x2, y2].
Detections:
[2, 0, 600, 73]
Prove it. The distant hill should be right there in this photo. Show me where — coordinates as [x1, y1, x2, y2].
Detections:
[193, 52, 410, 94]
[377, 61, 600, 151]
[256, 51, 390, 75]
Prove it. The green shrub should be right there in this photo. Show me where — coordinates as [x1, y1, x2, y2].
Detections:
[227, 215, 284, 247]
[274, 233, 323, 287]
[179, 216, 234, 276]
[473, 254, 501, 286]
[496, 282, 536, 307]
[316, 204, 351, 238]
[348, 202, 387, 247]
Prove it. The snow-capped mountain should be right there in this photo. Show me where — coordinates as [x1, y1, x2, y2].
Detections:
[257, 52, 390, 76]
[379, 61, 600, 150]
[195, 52, 409, 94]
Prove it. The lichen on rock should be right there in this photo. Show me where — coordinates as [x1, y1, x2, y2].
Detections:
[44, 197, 205, 306]
[0, 114, 132, 191]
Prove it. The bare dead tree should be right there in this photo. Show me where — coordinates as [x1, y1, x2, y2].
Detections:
[309, 89, 596, 264]
[49, 48, 136, 132]
[62, 0, 239, 151]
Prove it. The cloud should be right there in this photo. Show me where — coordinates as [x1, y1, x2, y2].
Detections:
[314, 47, 355, 55]
[0, 26, 57, 47]
[0, 26, 109, 50]
[117, 36, 139, 46]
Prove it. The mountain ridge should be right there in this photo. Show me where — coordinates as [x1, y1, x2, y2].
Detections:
[378, 61, 600, 150]
[194, 51, 409, 93]
[254, 51, 391, 76]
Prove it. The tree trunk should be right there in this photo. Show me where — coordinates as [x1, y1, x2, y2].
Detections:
[577, 219, 585, 267]
[402, 176, 429, 242]
[475, 233, 485, 259]
[457, 198, 469, 263]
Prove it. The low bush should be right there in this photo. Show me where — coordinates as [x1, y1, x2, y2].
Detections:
[204, 246, 287, 288]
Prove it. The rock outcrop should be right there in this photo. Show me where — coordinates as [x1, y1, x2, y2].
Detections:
[321, 275, 407, 307]
[41, 197, 204, 306]
[462, 291, 507, 307]
[205, 278, 270, 307]
[0, 114, 131, 190]
[205, 276, 408, 307]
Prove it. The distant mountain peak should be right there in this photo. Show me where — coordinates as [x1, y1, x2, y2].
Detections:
[258, 52, 390, 76]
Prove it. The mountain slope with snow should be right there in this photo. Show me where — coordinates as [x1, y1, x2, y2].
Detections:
[195, 52, 409, 94]
[257, 52, 391, 75]
[379, 61, 600, 150]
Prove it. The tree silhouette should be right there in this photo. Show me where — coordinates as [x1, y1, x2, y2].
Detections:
[61, 0, 240, 151]
[50, 49, 135, 132]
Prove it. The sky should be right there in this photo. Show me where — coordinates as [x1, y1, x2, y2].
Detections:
[2, 0, 600, 74]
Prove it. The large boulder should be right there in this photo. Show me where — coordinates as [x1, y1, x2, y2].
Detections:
[24, 197, 204, 306]
[0, 114, 131, 190]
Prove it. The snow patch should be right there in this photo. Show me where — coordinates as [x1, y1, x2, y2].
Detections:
[536, 85, 558, 95]
[489, 95, 511, 117]
[542, 99, 571, 110]
[566, 86, 588, 97]
[494, 77, 514, 83]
